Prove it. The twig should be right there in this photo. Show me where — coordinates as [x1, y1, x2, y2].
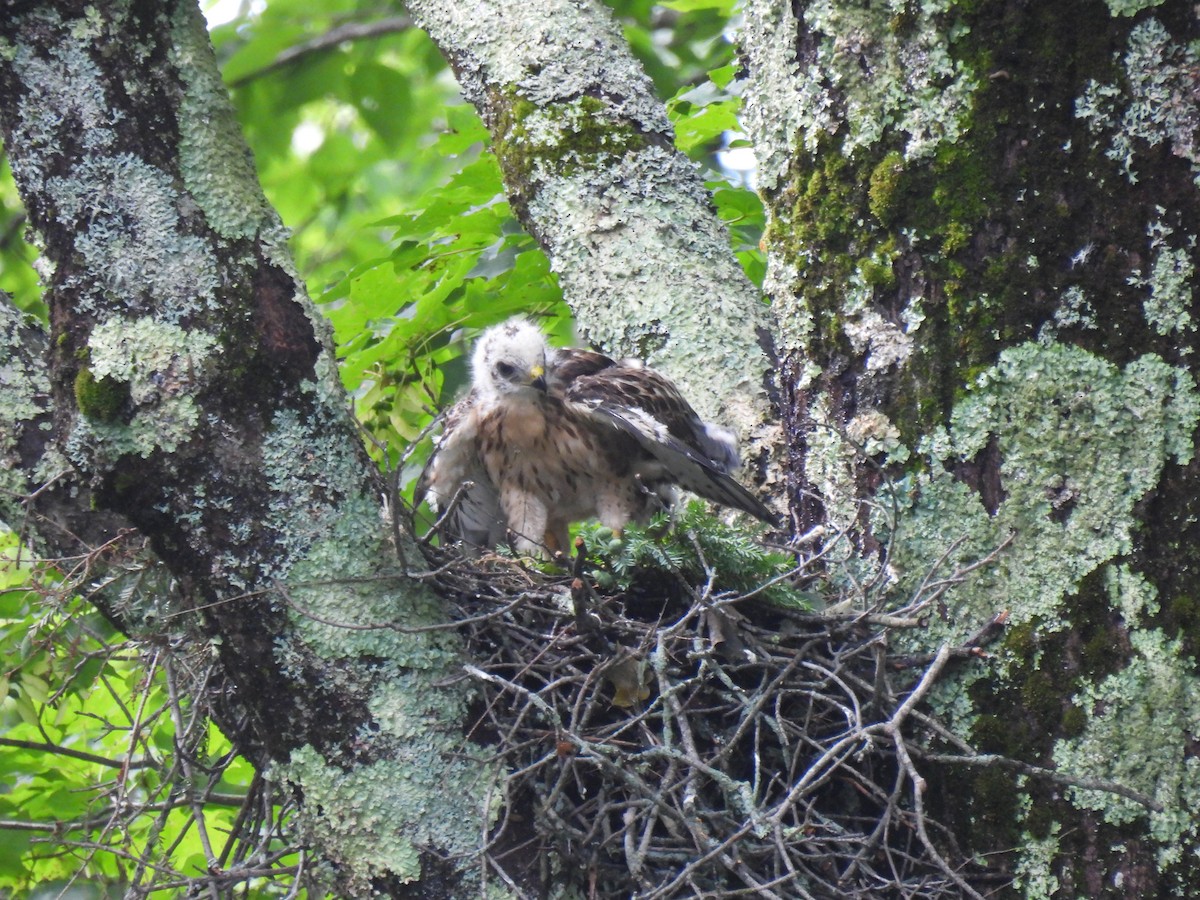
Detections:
[227, 16, 413, 88]
[913, 751, 1163, 812]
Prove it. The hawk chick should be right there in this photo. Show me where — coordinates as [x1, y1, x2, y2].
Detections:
[420, 318, 774, 557]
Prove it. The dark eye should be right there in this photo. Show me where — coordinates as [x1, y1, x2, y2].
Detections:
[494, 362, 516, 379]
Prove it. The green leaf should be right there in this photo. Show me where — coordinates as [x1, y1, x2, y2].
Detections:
[183, 852, 210, 876]
[435, 104, 490, 156]
[0, 831, 32, 881]
[219, 22, 312, 86]
[659, 0, 735, 14]
[711, 185, 764, 221]
[51, 785, 97, 820]
[670, 95, 741, 155]
[0, 589, 34, 617]
[19, 672, 49, 705]
[350, 62, 412, 147]
[708, 62, 737, 90]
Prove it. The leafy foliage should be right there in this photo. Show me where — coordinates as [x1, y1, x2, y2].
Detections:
[0, 154, 41, 319]
[580, 502, 811, 609]
[318, 110, 572, 479]
[209, 0, 462, 297]
[0, 533, 288, 897]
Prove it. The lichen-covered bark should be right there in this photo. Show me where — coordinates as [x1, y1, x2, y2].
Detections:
[405, 0, 778, 474]
[742, 0, 1200, 894]
[0, 293, 151, 640]
[0, 4, 508, 895]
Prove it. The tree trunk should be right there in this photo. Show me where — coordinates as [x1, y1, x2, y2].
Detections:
[743, 0, 1200, 891]
[0, 4, 509, 895]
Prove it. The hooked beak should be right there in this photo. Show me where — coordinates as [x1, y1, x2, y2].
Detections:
[529, 364, 547, 392]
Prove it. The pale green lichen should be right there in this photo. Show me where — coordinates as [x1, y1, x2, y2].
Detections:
[29, 445, 71, 499]
[885, 341, 1200, 640]
[87, 317, 219, 403]
[845, 409, 909, 464]
[805, 393, 864, 537]
[844, 309, 914, 372]
[1130, 219, 1196, 339]
[0, 305, 48, 517]
[1104, 0, 1165, 16]
[807, 0, 976, 159]
[1012, 800, 1062, 900]
[66, 317, 220, 460]
[12, 34, 119, 159]
[406, 0, 668, 134]
[1054, 616, 1200, 865]
[1076, 18, 1200, 186]
[67, 6, 105, 40]
[283, 745, 498, 891]
[212, 400, 370, 592]
[49, 154, 221, 320]
[838, 246, 914, 372]
[257, 401, 451, 659]
[170, 3, 277, 241]
[1103, 562, 1160, 627]
[1038, 284, 1099, 343]
[10, 1, 291, 312]
[801, 394, 894, 608]
[763, 255, 812, 354]
[271, 489, 493, 892]
[742, 0, 976, 190]
[282, 495, 455, 665]
[737, 0, 810, 192]
[0, 314, 44, 446]
[1141, 245, 1196, 337]
[886, 343, 1200, 882]
[900, 296, 926, 333]
[255, 382, 495, 894]
[8, 10, 222, 323]
[71, 396, 201, 461]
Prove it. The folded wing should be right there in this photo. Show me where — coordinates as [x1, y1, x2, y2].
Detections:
[562, 357, 777, 526]
[415, 392, 506, 549]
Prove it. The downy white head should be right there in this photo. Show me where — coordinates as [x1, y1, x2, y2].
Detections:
[472, 318, 551, 401]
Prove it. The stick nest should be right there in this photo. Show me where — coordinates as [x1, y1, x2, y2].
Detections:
[417, 512, 1009, 900]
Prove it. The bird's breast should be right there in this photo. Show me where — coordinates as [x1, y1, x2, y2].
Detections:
[479, 401, 622, 492]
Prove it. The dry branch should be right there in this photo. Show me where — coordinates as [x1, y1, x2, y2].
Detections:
[412, 522, 1014, 898]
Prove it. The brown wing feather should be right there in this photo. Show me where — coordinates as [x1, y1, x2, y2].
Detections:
[566, 363, 707, 450]
[550, 347, 616, 385]
[420, 328, 775, 554]
[563, 362, 777, 526]
[416, 391, 506, 548]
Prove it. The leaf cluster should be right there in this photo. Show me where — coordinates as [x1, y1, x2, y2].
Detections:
[580, 501, 813, 609]
[320, 111, 571, 476]
[0, 533, 287, 897]
[0, 154, 40, 319]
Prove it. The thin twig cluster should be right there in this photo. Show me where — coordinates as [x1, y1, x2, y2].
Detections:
[416, 523, 1012, 900]
[1, 537, 304, 900]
